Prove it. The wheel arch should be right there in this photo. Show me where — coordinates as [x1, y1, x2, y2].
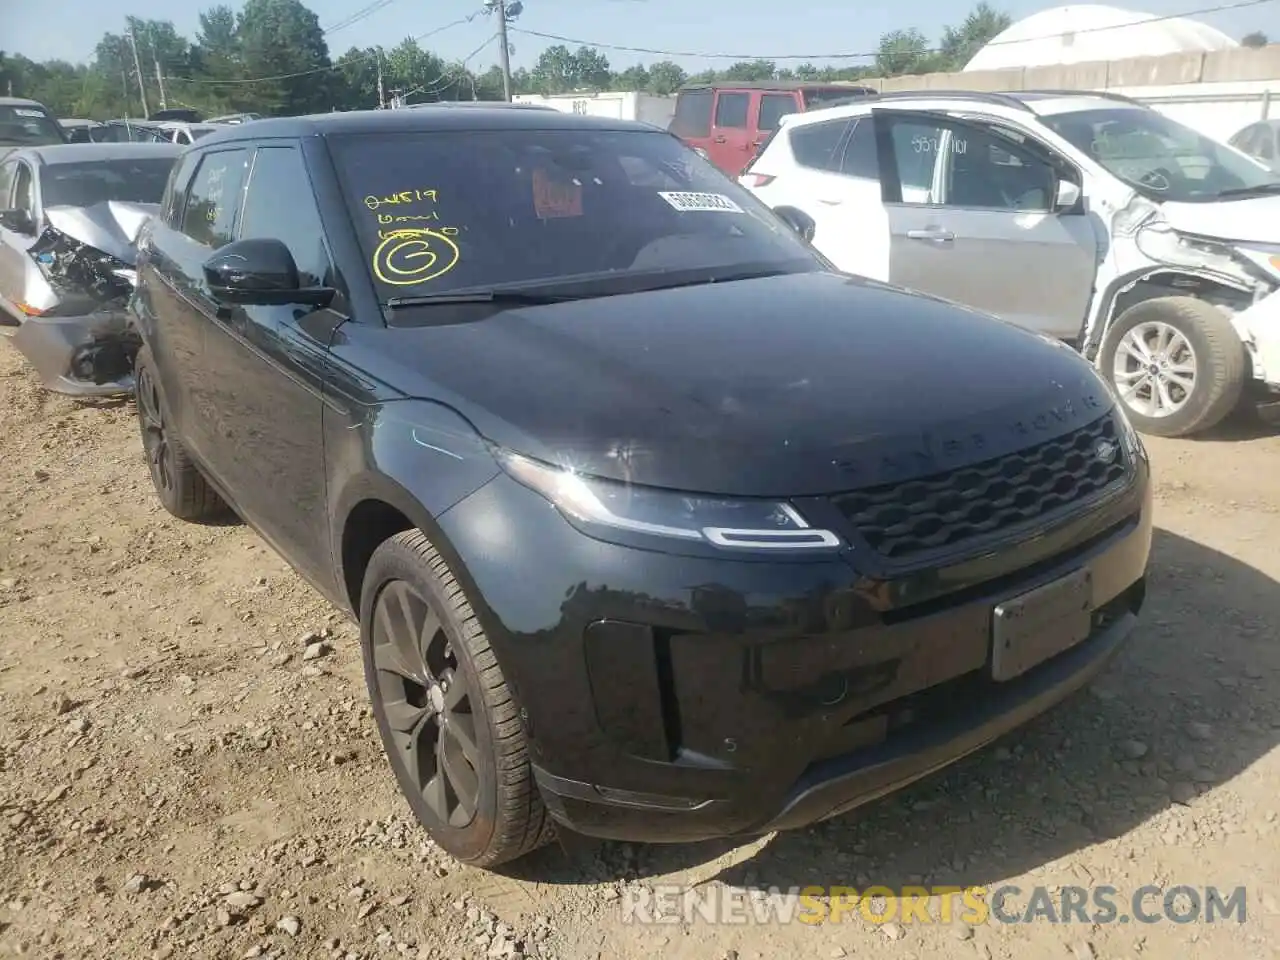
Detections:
[1083, 267, 1253, 362]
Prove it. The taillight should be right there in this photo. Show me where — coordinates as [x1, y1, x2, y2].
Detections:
[741, 173, 775, 188]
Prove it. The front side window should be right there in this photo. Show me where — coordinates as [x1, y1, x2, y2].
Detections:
[239, 146, 331, 287]
[1043, 107, 1280, 202]
[13, 164, 35, 219]
[181, 149, 249, 247]
[327, 128, 819, 301]
[887, 119, 944, 196]
[0, 104, 64, 147]
[39, 158, 177, 208]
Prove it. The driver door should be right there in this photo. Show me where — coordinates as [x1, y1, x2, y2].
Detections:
[0, 159, 39, 319]
[871, 109, 1101, 340]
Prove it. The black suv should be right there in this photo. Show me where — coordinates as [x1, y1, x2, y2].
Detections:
[130, 106, 1152, 869]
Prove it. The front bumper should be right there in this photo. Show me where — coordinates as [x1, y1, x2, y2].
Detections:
[9, 310, 137, 397]
[438, 445, 1153, 845]
[1235, 289, 1280, 390]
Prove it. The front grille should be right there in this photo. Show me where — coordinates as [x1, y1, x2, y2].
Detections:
[831, 414, 1127, 561]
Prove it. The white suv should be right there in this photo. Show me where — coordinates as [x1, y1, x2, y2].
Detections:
[741, 89, 1280, 438]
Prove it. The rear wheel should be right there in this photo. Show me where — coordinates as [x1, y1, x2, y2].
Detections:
[1098, 296, 1246, 438]
[134, 346, 227, 521]
[359, 530, 553, 868]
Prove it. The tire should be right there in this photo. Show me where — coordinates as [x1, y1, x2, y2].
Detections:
[359, 530, 554, 868]
[1098, 296, 1246, 438]
[133, 346, 228, 521]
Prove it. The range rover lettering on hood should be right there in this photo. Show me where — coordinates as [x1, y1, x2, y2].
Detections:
[385, 272, 1115, 497]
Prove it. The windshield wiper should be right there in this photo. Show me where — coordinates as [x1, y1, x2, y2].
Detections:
[1216, 183, 1280, 199]
[626, 266, 799, 294]
[385, 290, 587, 309]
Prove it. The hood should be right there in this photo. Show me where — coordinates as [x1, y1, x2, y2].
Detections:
[1162, 195, 1280, 245]
[383, 272, 1113, 497]
[43, 201, 159, 265]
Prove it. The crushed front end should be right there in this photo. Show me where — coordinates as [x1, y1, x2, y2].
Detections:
[7, 202, 151, 397]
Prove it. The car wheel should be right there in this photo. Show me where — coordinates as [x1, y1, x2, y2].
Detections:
[359, 529, 554, 868]
[134, 346, 228, 521]
[1098, 296, 1245, 438]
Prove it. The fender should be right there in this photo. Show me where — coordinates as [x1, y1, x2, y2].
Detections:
[1080, 265, 1256, 361]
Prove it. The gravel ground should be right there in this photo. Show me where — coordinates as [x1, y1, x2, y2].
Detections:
[2, 336, 1279, 960]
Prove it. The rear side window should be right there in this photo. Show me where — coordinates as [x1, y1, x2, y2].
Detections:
[1262, 130, 1276, 160]
[758, 93, 798, 132]
[239, 145, 332, 287]
[670, 90, 713, 138]
[839, 120, 879, 179]
[714, 92, 751, 129]
[803, 87, 870, 109]
[181, 148, 249, 248]
[789, 118, 851, 172]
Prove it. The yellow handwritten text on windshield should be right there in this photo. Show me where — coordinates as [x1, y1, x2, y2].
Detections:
[372, 228, 460, 286]
[364, 189, 438, 210]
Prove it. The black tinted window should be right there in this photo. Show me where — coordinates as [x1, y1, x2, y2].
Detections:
[803, 87, 869, 109]
[162, 151, 199, 227]
[758, 94, 797, 132]
[240, 146, 331, 287]
[839, 120, 878, 179]
[789, 119, 850, 171]
[39, 158, 176, 208]
[714, 93, 750, 129]
[328, 128, 817, 299]
[670, 90, 712, 138]
[0, 104, 64, 146]
[181, 149, 249, 247]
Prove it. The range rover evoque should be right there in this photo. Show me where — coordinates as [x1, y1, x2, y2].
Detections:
[129, 106, 1152, 868]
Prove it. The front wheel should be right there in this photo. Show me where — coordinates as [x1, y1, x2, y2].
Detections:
[1098, 296, 1246, 438]
[359, 530, 554, 868]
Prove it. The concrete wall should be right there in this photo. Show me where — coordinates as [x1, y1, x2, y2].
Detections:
[859, 44, 1280, 140]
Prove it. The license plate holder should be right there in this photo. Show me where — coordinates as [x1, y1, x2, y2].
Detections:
[991, 568, 1093, 682]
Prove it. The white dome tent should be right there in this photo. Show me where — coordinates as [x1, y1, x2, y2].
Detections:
[963, 4, 1239, 72]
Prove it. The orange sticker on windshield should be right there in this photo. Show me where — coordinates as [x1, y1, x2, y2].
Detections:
[532, 168, 583, 219]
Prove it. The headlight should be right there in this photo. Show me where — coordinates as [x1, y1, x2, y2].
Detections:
[496, 450, 842, 551]
[1232, 244, 1280, 282]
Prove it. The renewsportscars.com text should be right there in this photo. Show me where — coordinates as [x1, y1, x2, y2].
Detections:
[621, 884, 1248, 926]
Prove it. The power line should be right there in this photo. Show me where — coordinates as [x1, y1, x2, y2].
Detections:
[510, 0, 1277, 62]
[168, 13, 482, 85]
[402, 33, 498, 102]
[323, 0, 400, 36]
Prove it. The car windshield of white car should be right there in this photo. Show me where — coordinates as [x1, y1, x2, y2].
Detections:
[0, 105, 65, 147]
[1043, 108, 1280, 203]
[40, 159, 176, 208]
[327, 127, 818, 300]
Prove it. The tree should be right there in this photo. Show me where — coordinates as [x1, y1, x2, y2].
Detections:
[646, 60, 687, 95]
[572, 46, 611, 91]
[529, 44, 576, 94]
[875, 28, 934, 76]
[1242, 30, 1269, 48]
[721, 59, 776, 81]
[938, 2, 1012, 69]
[235, 0, 332, 114]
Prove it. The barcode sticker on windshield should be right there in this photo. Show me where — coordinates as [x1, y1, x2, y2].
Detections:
[658, 191, 743, 213]
[13, 108, 45, 118]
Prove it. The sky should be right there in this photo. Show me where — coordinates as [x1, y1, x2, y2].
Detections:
[0, 0, 1271, 75]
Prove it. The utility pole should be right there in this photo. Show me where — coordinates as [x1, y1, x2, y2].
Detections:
[127, 21, 150, 117]
[376, 50, 385, 109]
[496, 2, 512, 102]
[151, 29, 168, 111]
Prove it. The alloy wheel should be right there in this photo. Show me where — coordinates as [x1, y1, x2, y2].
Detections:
[371, 580, 479, 828]
[1111, 320, 1198, 419]
[136, 366, 176, 495]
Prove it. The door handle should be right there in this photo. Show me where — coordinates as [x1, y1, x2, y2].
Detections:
[906, 228, 955, 242]
[817, 197, 843, 206]
[713, 136, 727, 144]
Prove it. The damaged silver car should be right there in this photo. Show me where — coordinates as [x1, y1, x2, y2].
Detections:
[0, 142, 180, 396]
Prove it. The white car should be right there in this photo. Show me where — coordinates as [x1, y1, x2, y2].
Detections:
[741, 89, 1280, 438]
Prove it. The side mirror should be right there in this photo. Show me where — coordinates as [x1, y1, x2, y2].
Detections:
[0, 208, 36, 235]
[1055, 180, 1082, 210]
[774, 205, 816, 243]
[202, 238, 334, 307]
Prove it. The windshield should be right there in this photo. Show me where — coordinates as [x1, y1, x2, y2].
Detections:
[93, 123, 168, 144]
[327, 127, 819, 299]
[1042, 107, 1280, 203]
[40, 158, 176, 207]
[0, 104, 65, 147]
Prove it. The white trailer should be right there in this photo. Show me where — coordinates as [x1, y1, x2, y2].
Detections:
[511, 91, 676, 129]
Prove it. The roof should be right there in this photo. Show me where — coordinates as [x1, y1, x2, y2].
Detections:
[193, 105, 656, 147]
[19, 142, 182, 165]
[679, 80, 875, 92]
[0, 97, 50, 109]
[965, 4, 1237, 71]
